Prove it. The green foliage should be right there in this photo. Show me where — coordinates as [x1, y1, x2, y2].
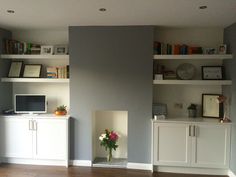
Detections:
[56, 105, 67, 111]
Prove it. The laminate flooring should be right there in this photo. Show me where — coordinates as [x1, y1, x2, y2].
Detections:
[0, 164, 228, 177]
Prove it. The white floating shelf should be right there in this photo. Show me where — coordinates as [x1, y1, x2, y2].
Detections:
[0, 54, 69, 60]
[154, 54, 233, 60]
[153, 80, 232, 85]
[1, 78, 69, 83]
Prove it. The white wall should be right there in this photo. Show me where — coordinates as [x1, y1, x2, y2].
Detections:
[154, 27, 224, 117]
[12, 29, 69, 113]
[93, 111, 128, 159]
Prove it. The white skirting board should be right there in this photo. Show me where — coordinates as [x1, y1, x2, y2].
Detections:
[154, 166, 229, 175]
[127, 163, 152, 170]
[228, 170, 236, 177]
[69, 160, 92, 166]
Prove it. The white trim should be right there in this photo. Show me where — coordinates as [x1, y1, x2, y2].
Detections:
[153, 80, 232, 85]
[155, 166, 228, 175]
[153, 54, 233, 60]
[1, 158, 68, 167]
[228, 170, 236, 177]
[1, 54, 69, 60]
[70, 160, 92, 167]
[127, 163, 152, 171]
[1, 78, 69, 83]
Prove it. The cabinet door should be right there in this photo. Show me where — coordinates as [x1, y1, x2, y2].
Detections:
[153, 123, 191, 166]
[33, 119, 68, 160]
[191, 124, 231, 168]
[0, 118, 33, 158]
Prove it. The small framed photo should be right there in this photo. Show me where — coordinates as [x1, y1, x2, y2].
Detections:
[202, 94, 223, 118]
[8, 61, 23, 78]
[205, 48, 216, 54]
[23, 64, 42, 78]
[202, 66, 224, 80]
[218, 44, 227, 54]
[54, 45, 68, 55]
[40, 45, 53, 55]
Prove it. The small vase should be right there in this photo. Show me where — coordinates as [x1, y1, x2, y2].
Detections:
[107, 148, 112, 162]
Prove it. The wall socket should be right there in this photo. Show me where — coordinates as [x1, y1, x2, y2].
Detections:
[174, 103, 183, 109]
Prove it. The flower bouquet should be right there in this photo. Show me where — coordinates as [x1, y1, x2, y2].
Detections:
[99, 129, 119, 162]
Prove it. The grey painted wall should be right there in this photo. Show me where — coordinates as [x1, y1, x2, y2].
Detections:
[223, 23, 236, 174]
[69, 26, 153, 163]
[0, 28, 12, 112]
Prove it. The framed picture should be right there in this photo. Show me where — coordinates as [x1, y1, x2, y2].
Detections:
[202, 94, 223, 118]
[23, 64, 42, 78]
[205, 48, 216, 54]
[202, 66, 224, 80]
[218, 44, 227, 54]
[40, 45, 53, 55]
[8, 61, 23, 78]
[54, 45, 68, 55]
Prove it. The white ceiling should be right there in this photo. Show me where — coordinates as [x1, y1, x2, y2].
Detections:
[0, 0, 236, 30]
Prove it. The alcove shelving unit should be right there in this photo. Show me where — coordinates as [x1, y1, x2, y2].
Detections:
[0, 54, 69, 83]
[153, 54, 233, 86]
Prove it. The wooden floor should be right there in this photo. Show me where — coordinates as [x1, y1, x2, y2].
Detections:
[0, 164, 228, 177]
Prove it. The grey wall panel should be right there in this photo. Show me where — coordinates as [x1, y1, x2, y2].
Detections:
[0, 28, 12, 112]
[69, 26, 153, 163]
[223, 23, 236, 174]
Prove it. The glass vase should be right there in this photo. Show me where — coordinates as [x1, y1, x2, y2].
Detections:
[107, 148, 112, 162]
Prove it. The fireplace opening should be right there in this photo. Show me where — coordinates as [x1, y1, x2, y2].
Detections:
[92, 110, 128, 168]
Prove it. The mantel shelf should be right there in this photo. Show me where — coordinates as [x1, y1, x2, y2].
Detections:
[1, 78, 69, 83]
[153, 54, 233, 60]
[0, 54, 69, 60]
[153, 80, 232, 85]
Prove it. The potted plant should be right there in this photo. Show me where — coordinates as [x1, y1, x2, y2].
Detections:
[55, 105, 67, 116]
[187, 103, 197, 118]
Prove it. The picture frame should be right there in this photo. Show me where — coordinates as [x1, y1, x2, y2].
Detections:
[8, 61, 23, 78]
[204, 48, 216, 54]
[202, 94, 223, 118]
[23, 64, 42, 78]
[218, 44, 227, 54]
[202, 66, 224, 80]
[54, 45, 68, 55]
[40, 45, 53, 55]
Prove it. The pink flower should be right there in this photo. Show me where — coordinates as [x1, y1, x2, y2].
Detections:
[109, 131, 118, 141]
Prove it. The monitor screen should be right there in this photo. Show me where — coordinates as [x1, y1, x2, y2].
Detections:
[15, 94, 47, 114]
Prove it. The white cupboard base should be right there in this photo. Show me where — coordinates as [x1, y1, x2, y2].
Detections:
[1, 157, 69, 167]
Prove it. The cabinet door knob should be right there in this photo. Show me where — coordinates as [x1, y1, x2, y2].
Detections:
[193, 125, 196, 137]
[189, 125, 192, 136]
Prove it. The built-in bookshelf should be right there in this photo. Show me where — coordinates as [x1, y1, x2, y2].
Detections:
[0, 54, 70, 81]
[153, 80, 232, 85]
[154, 54, 233, 60]
[1, 78, 69, 83]
[0, 54, 69, 60]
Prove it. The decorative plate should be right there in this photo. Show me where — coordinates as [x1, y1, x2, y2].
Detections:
[176, 63, 196, 80]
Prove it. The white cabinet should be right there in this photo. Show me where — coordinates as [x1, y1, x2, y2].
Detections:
[153, 123, 191, 166]
[191, 124, 230, 168]
[0, 117, 33, 158]
[33, 119, 68, 160]
[152, 121, 231, 169]
[0, 115, 69, 166]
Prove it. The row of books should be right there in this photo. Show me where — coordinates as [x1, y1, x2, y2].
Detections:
[154, 42, 203, 55]
[3, 39, 41, 54]
[46, 65, 69, 79]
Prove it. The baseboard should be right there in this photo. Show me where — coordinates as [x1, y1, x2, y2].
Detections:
[70, 160, 92, 167]
[228, 170, 236, 177]
[1, 157, 68, 167]
[127, 162, 152, 171]
[154, 166, 228, 175]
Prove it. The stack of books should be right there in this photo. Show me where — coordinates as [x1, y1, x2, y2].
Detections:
[46, 65, 69, 79]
